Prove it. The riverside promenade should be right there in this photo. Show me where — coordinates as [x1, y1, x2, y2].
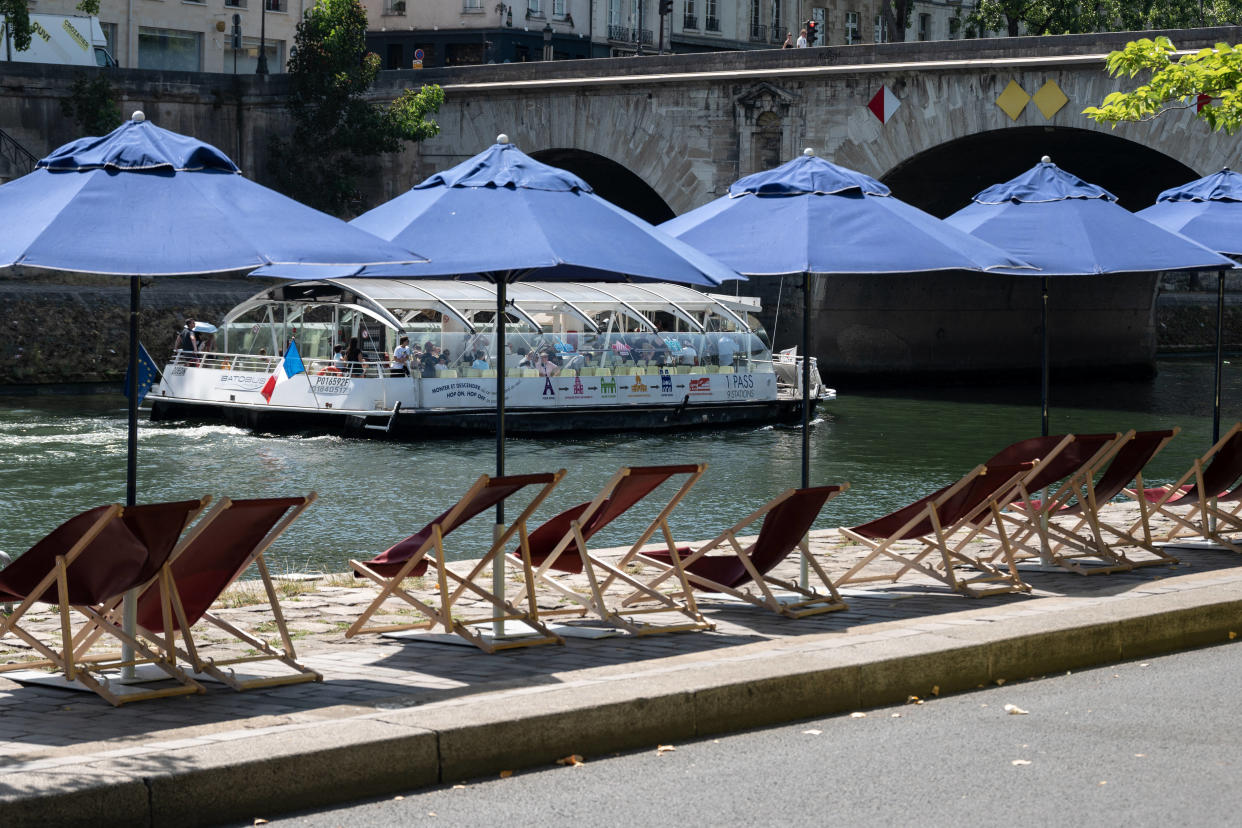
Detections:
[3, 505, 1242, 827]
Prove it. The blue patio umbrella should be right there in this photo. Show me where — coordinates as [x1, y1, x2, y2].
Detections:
[946, 157, 1234, 436]
[1138, 169, 1242, 443]
[661, 149, 1035, 490]
[0, 113, 425, 506]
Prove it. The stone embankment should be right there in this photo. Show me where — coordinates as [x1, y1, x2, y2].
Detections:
[0, 273, 1237, 389]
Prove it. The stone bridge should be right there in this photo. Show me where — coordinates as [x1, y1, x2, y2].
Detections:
[4, 26, 1241, 379]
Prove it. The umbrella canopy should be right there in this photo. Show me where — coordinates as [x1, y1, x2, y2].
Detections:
[1138, 168, 1242, 443]
[0, 115, 425, 276]
[661, 150, 1035, 276]
[946, 158, 1236, 438]
[258, 137, 738, 286]
[945, 159, 1233, 276]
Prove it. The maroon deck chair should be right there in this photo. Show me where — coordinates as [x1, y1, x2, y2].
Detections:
[0, 498, 209, 706]
[972, 433, 1123, 566]
[506, 464, 714, 637]
[123, 494, 319, 691]
[836, 463, 1035, 597]
[636, 485, 849, 618]
[1130, 422, 1242, 551]
[348, 471, 567, 652]
[1033, 428, 1182, 571]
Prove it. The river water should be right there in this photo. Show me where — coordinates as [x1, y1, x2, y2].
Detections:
[0, 357, 1236, 574]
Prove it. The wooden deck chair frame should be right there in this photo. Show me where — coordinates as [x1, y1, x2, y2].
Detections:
[1130, 422, 1242, 551]
[0, 503, 208, 706]
[508, 464, 714, 636]
[836, 463, 1035, 598]
[72, 495, 320, 692]
[632, 484, 850, 619]
[1038, 428, 1182, 571]
[978, 433, 1132, 574]
[348, 471, 568, 653]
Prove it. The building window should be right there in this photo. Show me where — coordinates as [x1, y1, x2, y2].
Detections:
[749, 0, 763, 41]
[873, 13, 886, 43]
[265, 0, 286, 11]
[705, 0, 719, 31]
[769, 0, 780, 32]
[918, 13, 930, 40]
[948, 17, 961, 39]
[99, 21, 118, 63]
[138, 27, 201, 71]
[553, 0, 565, 15]
[845, 11, 858, 44]
[464, 0, 484, 9]
[683, 0, 697, 29]
[224, 35, 283, 73]
[609, 0, 621, 25]
[224, 0, 246, 7]
[528, 0, 541, 17]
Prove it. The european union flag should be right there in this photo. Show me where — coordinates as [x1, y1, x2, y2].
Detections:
[123, 342, 160, 403]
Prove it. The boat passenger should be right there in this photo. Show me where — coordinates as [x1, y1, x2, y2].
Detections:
[715, 334, 737, 368]
[471, 351, 489, 370]
[435, 355, 449, 374]
[345, 337, 365, 377]
[391, 336, 413, 376]
[174, 319, 197, 362]
[537, 352, 560, 377]
[332, 344, 345, 368]
[679, 339, 697, 366]
[420, 345, 441, 378]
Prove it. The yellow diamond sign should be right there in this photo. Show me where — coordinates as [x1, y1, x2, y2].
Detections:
[1032, 80, 1069, 119]
[996, 80, 1030, 121]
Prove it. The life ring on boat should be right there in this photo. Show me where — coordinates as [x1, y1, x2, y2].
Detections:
[319, 365, 342, 376]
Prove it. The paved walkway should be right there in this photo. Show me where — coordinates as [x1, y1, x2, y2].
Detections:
[4, 506, 1242, 826]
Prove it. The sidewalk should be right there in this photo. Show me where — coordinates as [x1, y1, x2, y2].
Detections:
[4, 510, 1242, 827]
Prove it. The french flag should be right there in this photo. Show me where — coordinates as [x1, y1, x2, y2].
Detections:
[261, 341, 306, 403]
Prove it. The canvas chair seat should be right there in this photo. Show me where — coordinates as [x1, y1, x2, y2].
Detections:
[349, 471, 567, 652]
[0, 499, 210, 706]
[507, 464, 714, 636]
[1132, 422, 1242, 551]
[639, 485, 849, 618]
[838, 463, 1034, 597]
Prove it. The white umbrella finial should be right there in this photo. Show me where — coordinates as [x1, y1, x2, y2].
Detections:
[803, 148, 815, 157]
[497, 134, 510, 145]
[132, 111, 146, 122]
[1041, 155, 1052, 164]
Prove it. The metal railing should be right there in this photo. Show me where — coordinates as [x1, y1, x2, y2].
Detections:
[0, 127, 37, 180]
[769, 26, 786, 44]
[705, 15, 720, 31]
[748, 23, 767, 42]
[683, 13, 697, 28]
[607, 24, 631, 40]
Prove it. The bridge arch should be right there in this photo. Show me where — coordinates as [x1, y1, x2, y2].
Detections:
[529, 148, 674, 225]
[879, 126, 1199, 218]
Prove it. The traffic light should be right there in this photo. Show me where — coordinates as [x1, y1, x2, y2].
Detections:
[806, 20, 818, 45]
[659, 0, 672, 15]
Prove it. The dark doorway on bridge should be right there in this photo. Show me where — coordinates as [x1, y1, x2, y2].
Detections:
[530, 148, 675, 225]
[883, 126, 1198, 218]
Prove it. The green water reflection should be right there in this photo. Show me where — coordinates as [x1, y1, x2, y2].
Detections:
[0, 357, 1235, 573]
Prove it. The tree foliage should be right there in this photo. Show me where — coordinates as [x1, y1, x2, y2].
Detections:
[267, 0, 444, 216]
[878, 0, 916, 43]
[1, 0, 32, 53]
[968, 0, 1242, 37]
[60, 71, 122, 136]
[1083, 36, 1242, 134]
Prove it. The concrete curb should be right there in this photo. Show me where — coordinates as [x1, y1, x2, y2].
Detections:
[5, 581, 1242, 827]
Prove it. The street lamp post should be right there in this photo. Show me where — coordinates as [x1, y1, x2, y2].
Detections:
[257, 0, 270, 75]
[542, 22, 553, 61]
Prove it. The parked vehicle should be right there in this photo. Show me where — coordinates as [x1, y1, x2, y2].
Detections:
[1, 14, 116, 67]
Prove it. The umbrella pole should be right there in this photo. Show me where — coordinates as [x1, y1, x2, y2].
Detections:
[1215, 269, 1225, 445]
[494, 276, 507, 640]
[122, 275, 140, 680]
[1039, 275, 1052, 566]
[800, 272, 811, 589]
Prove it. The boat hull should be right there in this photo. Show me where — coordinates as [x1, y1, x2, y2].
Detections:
[149, 396, 806, 437]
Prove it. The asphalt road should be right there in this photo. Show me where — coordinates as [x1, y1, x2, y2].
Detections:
[252, 642, 1242, 827]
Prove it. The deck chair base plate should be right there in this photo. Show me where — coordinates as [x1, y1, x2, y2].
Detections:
[545, 621, 623, 639]
[1156, 536, 1240, 551]
[382, 620, 557, 647]
[4, 668, 195, 698]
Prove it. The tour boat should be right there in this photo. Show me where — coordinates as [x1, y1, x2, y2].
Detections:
[148, 279, 833, 436]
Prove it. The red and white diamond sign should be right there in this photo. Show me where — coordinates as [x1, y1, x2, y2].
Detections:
[867, 86, 901, 124]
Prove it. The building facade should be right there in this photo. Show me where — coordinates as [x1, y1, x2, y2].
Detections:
[24, 0, 303, 72]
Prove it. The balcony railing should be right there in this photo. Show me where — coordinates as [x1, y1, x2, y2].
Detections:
[748, 23, 766, 42]
[768, 26, 786, 43]
[682, 13, 697, 29]
[639, 28, 653, 44]
[705, 15, 720, 31]
[607, 24, 631, 40]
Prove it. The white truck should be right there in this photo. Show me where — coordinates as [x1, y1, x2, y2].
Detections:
[1, 14, 117, 67]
